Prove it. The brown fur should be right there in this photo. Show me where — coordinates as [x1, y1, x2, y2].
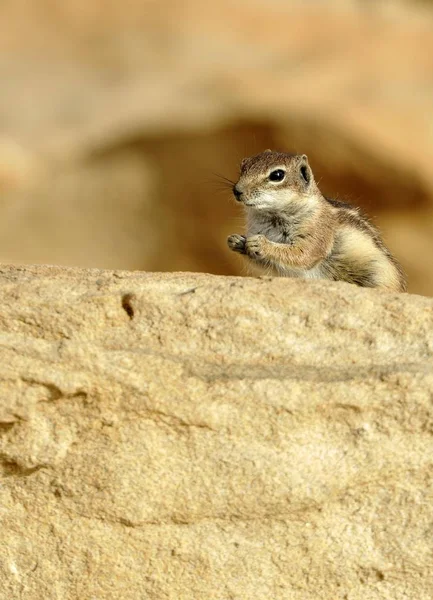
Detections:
[227, 151, 406, 292]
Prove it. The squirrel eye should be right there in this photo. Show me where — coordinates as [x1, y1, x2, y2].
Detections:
[300, 165, 310, 184]
[269, 169, 285, 182]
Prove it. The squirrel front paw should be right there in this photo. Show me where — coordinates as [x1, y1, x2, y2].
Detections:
[245, 234, 267, 259]
[227, 234, 247, 254]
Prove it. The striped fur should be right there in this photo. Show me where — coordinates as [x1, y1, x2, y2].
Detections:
[227, 151, 406, 292]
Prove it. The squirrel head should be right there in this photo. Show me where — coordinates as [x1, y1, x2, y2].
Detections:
[233, 150, 320, 211]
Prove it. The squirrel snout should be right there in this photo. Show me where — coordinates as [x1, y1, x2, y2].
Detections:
[233, 185, 243, 201]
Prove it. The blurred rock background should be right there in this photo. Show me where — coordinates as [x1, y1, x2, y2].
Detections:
[1, 0, 433, 295]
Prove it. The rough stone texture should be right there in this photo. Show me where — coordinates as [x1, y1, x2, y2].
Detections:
[0, 265, 433, 599]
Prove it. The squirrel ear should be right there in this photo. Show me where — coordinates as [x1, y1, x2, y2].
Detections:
[240, 157, 248, 169]
[264, 149, 273, 153]
[300, 154, 309, 162]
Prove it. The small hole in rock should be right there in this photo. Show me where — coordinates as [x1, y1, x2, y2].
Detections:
[121, 293, 135, 320]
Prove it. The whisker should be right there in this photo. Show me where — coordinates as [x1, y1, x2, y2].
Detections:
[209, 181, 234, 191]
[213, 172, 236, 186]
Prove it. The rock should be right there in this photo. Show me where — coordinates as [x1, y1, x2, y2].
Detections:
[0, 265, 432, 599]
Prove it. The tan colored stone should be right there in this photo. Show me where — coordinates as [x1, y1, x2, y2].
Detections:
[0, 265, 433, 599]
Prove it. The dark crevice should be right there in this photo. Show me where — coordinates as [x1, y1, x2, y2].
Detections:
[0, 422, 16, 433]
[0, 455, 46, 477]
[178, 287, 197, 296]
[121, 293, 135, 320]
[22, 378, 88, 403]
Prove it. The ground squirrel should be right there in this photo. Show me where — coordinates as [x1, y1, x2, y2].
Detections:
[227, 150, 406, 292]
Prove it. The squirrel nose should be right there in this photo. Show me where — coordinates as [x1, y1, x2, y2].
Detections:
[233, 185, 243, 201]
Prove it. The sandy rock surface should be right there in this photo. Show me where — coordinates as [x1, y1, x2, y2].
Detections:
[0, 265, 432, 599]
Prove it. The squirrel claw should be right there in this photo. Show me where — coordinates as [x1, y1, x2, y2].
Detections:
[227, 234, 247, 254]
